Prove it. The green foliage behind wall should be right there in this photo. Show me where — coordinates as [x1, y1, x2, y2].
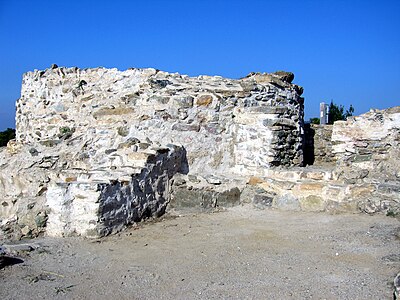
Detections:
[0, 128, 16, 147]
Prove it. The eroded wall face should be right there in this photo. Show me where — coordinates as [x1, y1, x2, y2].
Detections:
[45, 146, 185, 237]
[1, 67, 305, 239]
[2, 66, 400, 240]
[332, 107, 400, 171]
[331, 107, 400, 213]
[304, 124, 335, 166]
[16, 67, 305, 175]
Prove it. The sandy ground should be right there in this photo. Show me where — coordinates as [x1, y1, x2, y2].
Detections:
[1, 206, 399, 300]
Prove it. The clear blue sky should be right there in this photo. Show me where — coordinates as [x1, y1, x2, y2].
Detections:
[0, 0, 399, 130]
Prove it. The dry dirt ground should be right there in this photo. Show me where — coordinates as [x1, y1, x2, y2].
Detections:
[1, 206, 400, 300]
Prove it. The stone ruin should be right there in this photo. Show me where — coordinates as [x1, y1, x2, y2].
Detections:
[0, 66, 399, 240]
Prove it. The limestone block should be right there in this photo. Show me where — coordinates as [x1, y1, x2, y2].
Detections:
[253, 193, 274, 208]
[46, 182, 101, 237]
[273, 193, 300, 211]
[323, 184, 347, 202]
[300, 170, 331, 181]
[6, 140, 21, 154]
[170, 184, 241, 212]
[171, 123, 200, 132]
[196, 94, 213, 106]
[299, 195, 325, 212]
[292, 182, 325, 197]
[325, 200, 359, 213]
[346, 184, 376, 199]
[172, 96, 194, 108]
[92, 107, 134, 119]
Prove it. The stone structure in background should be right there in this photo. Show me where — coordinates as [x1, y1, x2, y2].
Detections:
[1, 66, 304, 239]
[251, 107, 400, 213]
[0, 66, 399, 240]
[319, 102, 329, 125]
[332, 107, 400, 213]
[304, 124, 334, 166]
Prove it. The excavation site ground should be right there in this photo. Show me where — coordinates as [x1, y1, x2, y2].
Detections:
[1, 206, 399, 300]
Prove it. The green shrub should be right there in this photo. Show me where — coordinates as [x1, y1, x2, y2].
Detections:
[0, 128, 16, 147]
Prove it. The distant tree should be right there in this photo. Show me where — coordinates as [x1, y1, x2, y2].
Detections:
[328, 101, 354, 124]
[309, 117, 320, 125]
[0, 128, 16, 147]
[345, 104, 354, 119]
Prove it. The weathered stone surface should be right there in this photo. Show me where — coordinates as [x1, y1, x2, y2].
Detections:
[170, 185, 241, 212]
[2, 66, 306, 238]
[93, 107, 134, 118]
[300, 195, 325, 212]
[347, 184, 376, 198]
[293, 182, 324, 194]
[272, 71, 295, 83]
[171, 123, 200, 132]
[253, 193, 273, 208]
[15, 68, 305, 181]
[274, 193, 300, 211]
[196, 95, 213, 106]
[305, 124, 335, 166]
[215, 188, 241, 207]
[325, 200, 358, 213]
[332, 108, 400, 165]
[1, 65, 399, 240]
[173, 96, 194, 108]
[46, 144, 186, 237]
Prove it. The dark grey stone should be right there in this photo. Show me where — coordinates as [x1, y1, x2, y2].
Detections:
[171, 186, 241, 211]
[377, 183, 400, 193]
[263, 118, 296, 128]
[29, 148, 39, 156]
[215, 188, 241, 207]
[174, 96, 194, 108]
[204, 123, 224, 135]
[171, 187, 215, 211]
[253, 194, 273, 207]
[34, 212, 48, 228]
[105, 149, 117, 154]
[172, 123, 200, 132]
[274, 193, 300, 211]
[117, 126, 129, 137]
[394, 273, 400, 299]
[149, 79, 171, 88]
[272, 71, 294, 83]
[247, 106, 287, 114]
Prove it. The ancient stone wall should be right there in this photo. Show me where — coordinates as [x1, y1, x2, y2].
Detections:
[332, 107, 400, 170]
[303, 124, 334, 166]
[4, 65, 398, 240]
[1, 66, 305, 239]
[249, 107, 400, 214]
[311, 124, 334, 165]
[0, 135, 186, 239]
[16, 67, 304, 176]
[46, 144, 186, 237]
[305, 107, 400, 171]
[332, 107, 400, 213]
